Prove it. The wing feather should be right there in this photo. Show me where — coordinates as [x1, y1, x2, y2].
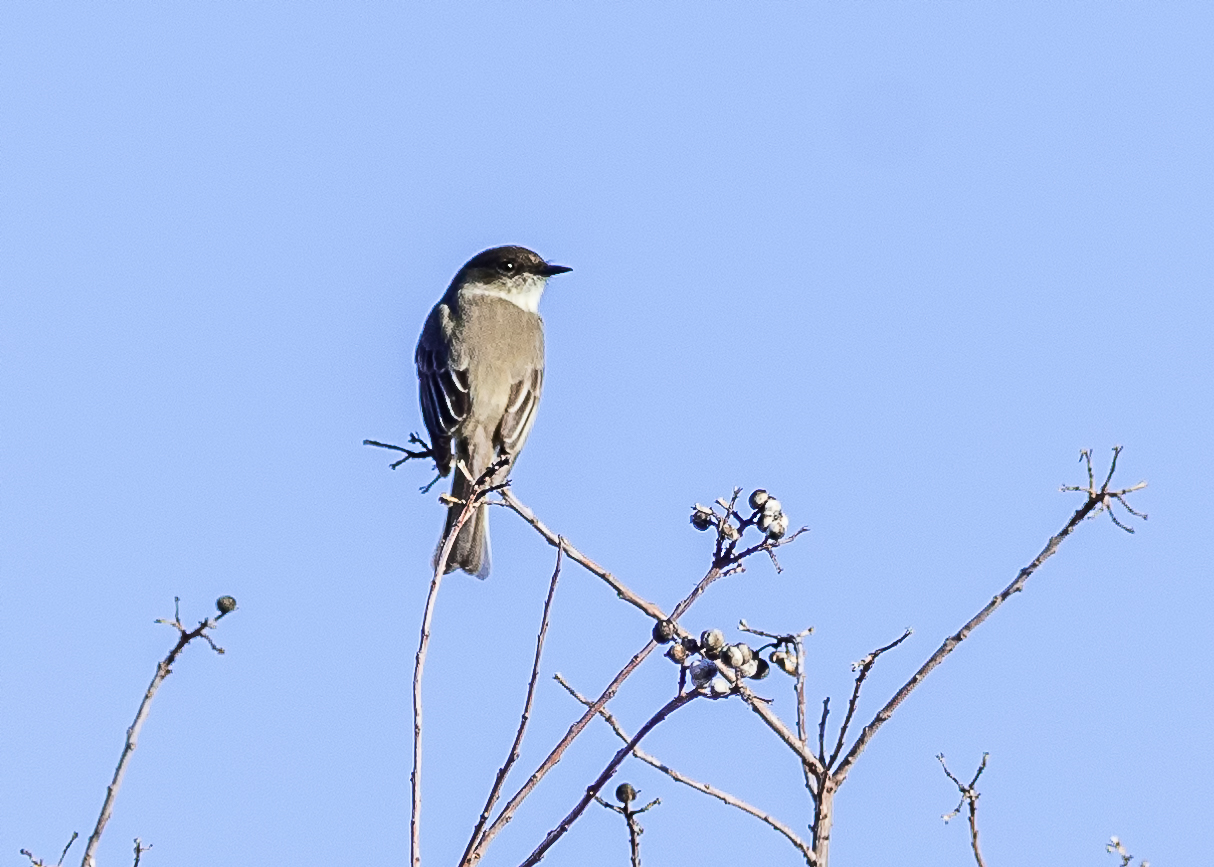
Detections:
[416, 334, 469, 476]
[498, 367, 543, 457]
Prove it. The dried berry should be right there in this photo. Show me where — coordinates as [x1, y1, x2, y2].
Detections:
[770, 650, 798, 676]
[749, 489, 770, 510]
[722, 643, 754, 668]
[216, 596, 237, 614]
[652, 619, 677, 644]
[690, 504, 714, 531]
[690, 660, 717, 686]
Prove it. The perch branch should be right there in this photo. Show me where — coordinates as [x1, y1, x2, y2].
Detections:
[412, 458, 506, 867]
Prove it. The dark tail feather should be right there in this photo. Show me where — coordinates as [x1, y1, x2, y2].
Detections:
[434, 469, 491, 579]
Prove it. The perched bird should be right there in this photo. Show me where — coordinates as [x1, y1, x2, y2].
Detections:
[416, 246, 571, 577]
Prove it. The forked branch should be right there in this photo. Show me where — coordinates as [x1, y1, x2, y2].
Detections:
[832, 448, 1146, 785]
[939, 752, 989, 867]
[555, 673, 814, 862]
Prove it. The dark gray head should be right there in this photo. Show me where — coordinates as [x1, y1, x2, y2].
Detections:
[455, 245, 571, 285]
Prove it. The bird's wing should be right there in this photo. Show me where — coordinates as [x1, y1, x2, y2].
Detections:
[416, 310, 469, 476]
[497, 366, 543, 458]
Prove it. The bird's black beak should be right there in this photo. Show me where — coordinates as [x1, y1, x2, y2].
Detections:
[541, 263, 572, 277]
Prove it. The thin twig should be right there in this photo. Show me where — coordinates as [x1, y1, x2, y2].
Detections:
[412, 462, 501, 867]
[939, 753, 988, 867]
[827, 629, 912, 769]
[517, 693, 698, 867]
[81, 601, 231, 867]
[364, 435, 436, 468]
[555, 674, 815, 863]
[131, 838, 150, 867]
[817, 699, 830, 765]
[795, 639, 814, 799]
[832, 449, 1145, 785]
[459, 542, 565, 867]
[58, 832, 78, 866]
[594, 794, 659, 867]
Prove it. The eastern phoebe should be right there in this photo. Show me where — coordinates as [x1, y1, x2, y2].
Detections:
[416, 245, 571, 577]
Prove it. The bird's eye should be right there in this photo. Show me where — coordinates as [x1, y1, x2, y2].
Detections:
[497, 261, 517, 275]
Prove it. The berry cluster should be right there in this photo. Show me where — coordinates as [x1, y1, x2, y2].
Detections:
[651, 622, 771, 697]
[689, 489, 789, 542]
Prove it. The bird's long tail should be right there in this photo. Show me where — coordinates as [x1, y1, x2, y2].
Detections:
[434, 459, 492, 579]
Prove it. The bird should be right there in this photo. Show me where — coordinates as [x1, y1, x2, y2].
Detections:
[415, 245, 571, 577]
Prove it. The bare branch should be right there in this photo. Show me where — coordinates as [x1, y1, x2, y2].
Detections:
[794, 640, 814, 799]
[734, 682, 825, 787]
[81, 599, 233, 867]
[1060, 447, 1148, 533]
[554, 674, 814, 863]
[517, 693, 698, 867]
[58, 832, 79, 867]
[412, 460, 503, 867]
[817, 699, 830, 765]
[827, 629, 912, 769]
[938, 753, 988, 867]
[21, 831, 79, 867]
[495, 490, 666, 621]
[832, 449, 1145, 785]
[466, 559, 734, 865]
[737, 621, 814, 644]
[460, 543, 565, 867]
[364, 434, 434, 466]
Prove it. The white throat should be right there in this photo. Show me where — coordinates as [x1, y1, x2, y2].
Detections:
[460, 275, 547, 314]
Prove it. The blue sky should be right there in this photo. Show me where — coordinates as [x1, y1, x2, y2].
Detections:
[3, 3, 1211, 866]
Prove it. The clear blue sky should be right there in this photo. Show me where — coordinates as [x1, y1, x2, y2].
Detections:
[4, 4, 1211, 866]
